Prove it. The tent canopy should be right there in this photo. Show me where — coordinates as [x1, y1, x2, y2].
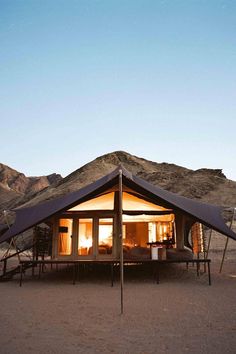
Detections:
[0, 166, 236, 243]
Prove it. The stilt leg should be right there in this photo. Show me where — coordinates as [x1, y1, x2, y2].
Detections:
[197, 262, 200, 277]
[111, 263, 114, 287]
[208, 262, 211, 286]
[77, 264, 79, 282]
[155, 262, 159, 284]
[32, 263, 35, 277]
[38, 263, 41, 279]
[73, 263, 76, 285]
[20, 264, 23, 287]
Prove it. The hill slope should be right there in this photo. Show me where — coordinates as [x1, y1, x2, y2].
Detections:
[1, 151, 236, 251]
[10, 151, 236, 210]
[0, 163, 62, 214]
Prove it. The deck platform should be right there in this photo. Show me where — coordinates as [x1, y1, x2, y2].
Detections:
[19, 258, 211, 287]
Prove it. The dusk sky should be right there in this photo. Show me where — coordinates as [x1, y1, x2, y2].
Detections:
[1, 0, 236, 180]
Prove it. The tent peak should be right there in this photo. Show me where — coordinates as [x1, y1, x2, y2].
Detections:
[111, 164, 134, 180]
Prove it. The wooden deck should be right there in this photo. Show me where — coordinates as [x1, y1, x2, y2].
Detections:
[19, 258, 211, 287]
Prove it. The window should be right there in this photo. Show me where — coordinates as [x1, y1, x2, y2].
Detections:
[123, 222, 148, 248]
[58, 219, 73, 255]
[78, 219, 93, 256]
[98, 218, 113, 255]
[122, 215, 175, 248]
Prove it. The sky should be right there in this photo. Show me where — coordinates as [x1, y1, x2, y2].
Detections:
[0, 0, 236, 180]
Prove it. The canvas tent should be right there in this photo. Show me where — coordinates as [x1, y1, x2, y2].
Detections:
[0, 166, 235, 260]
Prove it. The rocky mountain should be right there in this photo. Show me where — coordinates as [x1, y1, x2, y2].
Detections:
[1, 151, 236, 227]
[0, 163, 62, 213]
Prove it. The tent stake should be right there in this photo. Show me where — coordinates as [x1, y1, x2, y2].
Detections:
[119, 169, 124, 315]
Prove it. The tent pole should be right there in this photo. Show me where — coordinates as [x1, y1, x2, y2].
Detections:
[119, 169, 124, 315]
[219, 207, 236, 273]
[206, 229, 212, 259]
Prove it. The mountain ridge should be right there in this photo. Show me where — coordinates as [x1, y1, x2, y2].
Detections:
[0, 163, 62, 211]
[0, 151, 236, 225]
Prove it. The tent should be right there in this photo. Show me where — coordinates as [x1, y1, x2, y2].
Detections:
[0, 166, 235, 247]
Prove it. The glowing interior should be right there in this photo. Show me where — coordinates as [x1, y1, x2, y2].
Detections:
[58, 190, 175, 258]
[78, 219, 93, 255]
[98, 218, 113, 254]
[69, 192, 115, 211]
[58, 218, 73, 255]
[122, 214, 174, 222]
[123, 214, 175, 248]
[122, 192, 171, 211]
[68, 191, 171, 212]
[191, 222, 204, 254]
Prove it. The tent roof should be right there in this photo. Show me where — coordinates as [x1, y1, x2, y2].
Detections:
[0, 224, 8, 234]
[0, 166, 235, 243]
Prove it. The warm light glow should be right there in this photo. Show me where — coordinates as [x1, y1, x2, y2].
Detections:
[123, 214, 174, 222]
[68, 192, 115, 211]
[148, 222, 156, 242]
[58, 219, 73, 256]
[78, 219, 93, 255]
[79, 234, 93, 252]
[159, 224, 163, 236]
[123, 192, 172, 211]
[123, 217, 175, 247]
[68, 190, 172, 213]
[59, 188, 176, 258]
[99, 225, 112, 244]
[98, 218, 113, 254]
[191, 223, 204, 254]
[158, 222, 174, 242]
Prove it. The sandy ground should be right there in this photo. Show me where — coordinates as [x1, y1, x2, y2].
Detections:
[0, 255, 236, 354]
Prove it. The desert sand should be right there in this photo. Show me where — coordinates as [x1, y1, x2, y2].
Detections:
[0, 254, 236, 354]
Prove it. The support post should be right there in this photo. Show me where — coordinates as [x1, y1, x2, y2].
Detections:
[219, 208, 235, 273]
[206, 229, 212, 259]
[119, 170, 124, 315]
[156, 262, 159, 284]
[111, 263, 114, 287]
[207, 261, 211, 286]
[19, 264, 23, 287]
[73, 263, 76, 285]
[3, 259, 7, 276]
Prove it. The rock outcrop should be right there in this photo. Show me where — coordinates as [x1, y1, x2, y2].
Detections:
[0, 163, 62, 212]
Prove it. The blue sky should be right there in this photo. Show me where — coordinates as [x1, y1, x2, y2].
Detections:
[0, 0, 236, 180]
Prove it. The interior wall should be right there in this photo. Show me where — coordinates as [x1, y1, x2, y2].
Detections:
[136, 223, 148, 247]
[124, 222, 149, 247]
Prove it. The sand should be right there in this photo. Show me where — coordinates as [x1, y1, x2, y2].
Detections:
[0, 255, 236, 354]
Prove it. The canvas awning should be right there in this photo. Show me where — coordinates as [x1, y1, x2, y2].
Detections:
[0, 166, 235, 243]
